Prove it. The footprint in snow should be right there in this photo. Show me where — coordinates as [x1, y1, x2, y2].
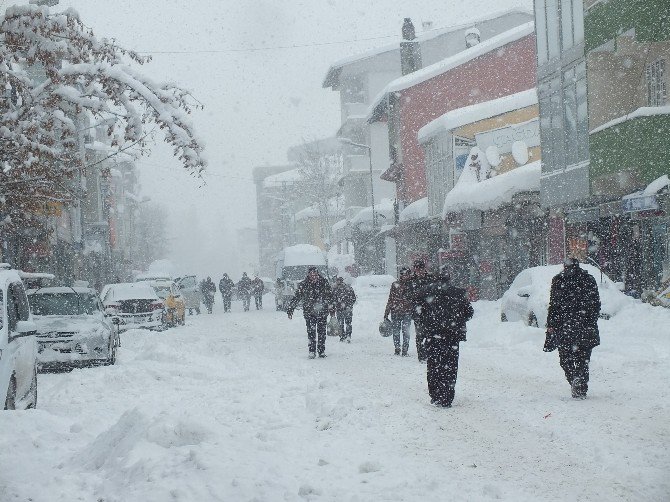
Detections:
[358, 461, 381, 474]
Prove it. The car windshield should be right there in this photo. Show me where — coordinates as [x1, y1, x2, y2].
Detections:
[29, 293, 98, 316]
[153, 286, 171, 299]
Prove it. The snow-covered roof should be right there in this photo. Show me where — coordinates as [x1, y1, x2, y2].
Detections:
[399, 197, 429, 222]
[622, 175, 670, 200]
[368, 22, 535, 121]
[104, 282, 159, 301]
[442, 161, 540, 216]
[332, 218, 349, 232]
[295, 199, 345, 222]
[322, 7, 533, 88]
[350, 198, 395, 227]
[281, 244, 327, 267]
[589, 105, 670, 135]
[418, 89, 538, 142]
[295, 206, 320, 222]
[263, 168, 302, 186]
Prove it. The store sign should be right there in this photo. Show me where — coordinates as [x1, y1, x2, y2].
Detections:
[475, 119, 540, 155]
[622, 195, 659, 213]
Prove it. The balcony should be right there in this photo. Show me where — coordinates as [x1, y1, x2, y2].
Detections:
[343, 102, 368, 121]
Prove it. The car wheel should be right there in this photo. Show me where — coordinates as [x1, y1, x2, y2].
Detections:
[4, 376, 16, 410]
[500, 312, 508, 322]
[528, 312, 539, 327]
[27, 369, 37, 409]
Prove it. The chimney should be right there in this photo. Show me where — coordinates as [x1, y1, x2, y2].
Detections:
[400, 18, 422, 76]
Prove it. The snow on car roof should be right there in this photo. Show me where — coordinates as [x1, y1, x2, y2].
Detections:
[27, 287, 96, 295]
[104, 282, 159, 301]
[282, 244, 327, 267]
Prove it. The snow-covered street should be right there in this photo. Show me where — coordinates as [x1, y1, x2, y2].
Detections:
[1, 291, 669, 502]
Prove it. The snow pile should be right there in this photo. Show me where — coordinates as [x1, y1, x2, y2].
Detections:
[352, 275, 395, 299]
[327, 249, 355, 275]
[104, 282, 159, 301]
[442, 161, 540, 216]
[399, 197, 429, 222]
[419, 89, 538, 142]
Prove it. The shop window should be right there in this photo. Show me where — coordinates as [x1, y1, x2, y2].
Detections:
[646, 59, 667, 107]
[535, 0, 549, 64]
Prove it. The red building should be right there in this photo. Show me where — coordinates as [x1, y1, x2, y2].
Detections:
[369, 23, 537, 207]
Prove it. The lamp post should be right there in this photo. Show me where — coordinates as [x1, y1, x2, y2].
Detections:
[338, 138, 377, 230]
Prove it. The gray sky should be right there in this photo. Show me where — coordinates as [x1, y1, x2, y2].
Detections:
[55, 0, 531, 275]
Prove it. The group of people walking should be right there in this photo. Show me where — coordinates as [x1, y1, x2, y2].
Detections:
[199, 273, 265, 313]
[287, 257, 601, 408]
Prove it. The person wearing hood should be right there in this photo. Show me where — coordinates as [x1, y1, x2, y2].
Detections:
[251, 275, 265, 310]
[219, 274, 235, 313]
[414, 266, 473, 408]
[544, 257, 601, 399]
[237, 272, 252, 312]
[200, 277, 216, 314]
[287, 266, 334, 359]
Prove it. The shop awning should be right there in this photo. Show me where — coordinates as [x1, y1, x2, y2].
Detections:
[622, 175, 669, 213]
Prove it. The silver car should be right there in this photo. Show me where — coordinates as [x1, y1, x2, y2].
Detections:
[28, 287, 119, 370]
[102, 282, 164, 331]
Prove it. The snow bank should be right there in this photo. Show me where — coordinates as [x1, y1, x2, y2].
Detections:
[442, 161, 540, 216]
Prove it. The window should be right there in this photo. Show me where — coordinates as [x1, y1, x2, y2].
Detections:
[7, 282, 29, 332]
[647, 59, 667, 107]
[546, 0, 561, 60]
[342, 75, 366, 104]
[535, 0, 584, 65]
[561, 0, 575, 51]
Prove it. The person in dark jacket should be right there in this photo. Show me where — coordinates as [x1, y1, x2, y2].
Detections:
[237, 272, 252, 312]
[408, 260, 434, 362]
[287, 267, 334, 359]
[332, 277, 356, 342]
[200, 277, 217, 314]
[415, 268, 474, 408]
[544, 258, 601, 399]
[219, 274, 235, 313]
[383, 267, 414, 356]
[251, 275, 265, 310]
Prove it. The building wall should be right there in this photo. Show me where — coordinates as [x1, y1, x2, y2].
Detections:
[396, 34, 538, 204]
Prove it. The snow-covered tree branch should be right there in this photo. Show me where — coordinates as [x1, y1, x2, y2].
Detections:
[0, 4, 206, 228]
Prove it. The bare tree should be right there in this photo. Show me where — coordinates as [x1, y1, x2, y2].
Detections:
[294, 143, 343, 246]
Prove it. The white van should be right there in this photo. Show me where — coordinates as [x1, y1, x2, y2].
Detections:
[274, 245, 328, 310]
[0, 266, 39, 410]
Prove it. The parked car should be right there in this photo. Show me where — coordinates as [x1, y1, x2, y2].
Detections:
[149, 280, 186, 326]
[101, 282, 164, 331]
[500, 264, 632, 327]
[175, 275, 201, 314]
[0, 266, 38, 410]
[27, 287, 119, 370]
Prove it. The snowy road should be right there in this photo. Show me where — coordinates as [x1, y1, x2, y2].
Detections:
[1, 291, 669, 501]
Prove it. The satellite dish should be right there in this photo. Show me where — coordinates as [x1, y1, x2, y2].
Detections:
[512, 141, 529, 165]
[485, 145, 501, 167]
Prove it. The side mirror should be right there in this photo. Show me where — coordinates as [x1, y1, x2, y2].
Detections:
[111, 317, 121, 325]
[16, 320, 37, 334]
[517, 293, 530, 298]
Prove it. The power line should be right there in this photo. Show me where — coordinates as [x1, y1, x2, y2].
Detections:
[134, 33, 402, 55]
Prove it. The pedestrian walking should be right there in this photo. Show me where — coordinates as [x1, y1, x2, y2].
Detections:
[383, 267, 414, 356]
[408, 260, 434, 362]
[251, 275, 265, 310]
[414, 267, 474, 408]
[286, 266, 334, 359]
[332, 277, 356, 342]
[544, 258, 601, 399]
[200, 277, 216, 314]
[218, 274, 235, 312]
[237, 272, 252, 312]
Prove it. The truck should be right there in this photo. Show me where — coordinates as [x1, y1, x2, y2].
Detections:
[274, 244, 328, 311]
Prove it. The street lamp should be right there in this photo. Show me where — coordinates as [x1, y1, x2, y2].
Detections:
[338, 137, 377, 230]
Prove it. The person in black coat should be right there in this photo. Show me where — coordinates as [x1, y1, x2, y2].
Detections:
[287, 267, 334, 359]
[408, 260, 435, 362]
[251, 275, 265, 310]
[331, 277, 357, 342]
[237, 272, 252, 312]
[219, 274, 235, 313]
[415, 268, 474, 408]
[544, 258, 601, 399]
[200, 277, 216, 314]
